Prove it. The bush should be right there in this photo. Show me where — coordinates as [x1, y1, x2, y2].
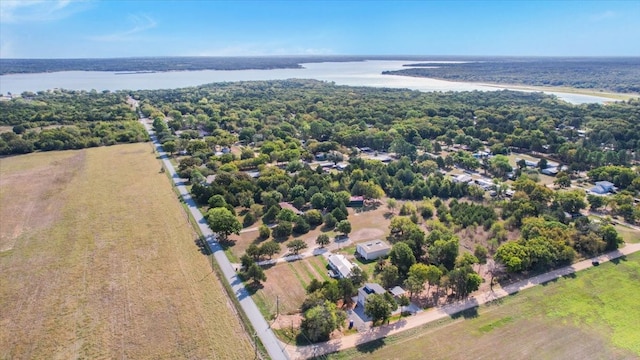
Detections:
[243, 212, 256, 227]
[293, 217, 311, 234]
[258, 224, 271, 240]
[324, 213, 337, 229]
[273, 221, 293, 239]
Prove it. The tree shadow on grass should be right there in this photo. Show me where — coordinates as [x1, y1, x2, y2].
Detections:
[355, 338, 386, 354]
[244, 281, 264, 295]
[561, 273, 577, 280]
[194, 235, 211, 255]
[611, 255, 627, 265]
[450, 307, 479, 320]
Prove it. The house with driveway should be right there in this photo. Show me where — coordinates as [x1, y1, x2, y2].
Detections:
[357, 283, 386, 306]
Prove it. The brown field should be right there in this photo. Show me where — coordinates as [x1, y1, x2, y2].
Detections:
[0, 144, 253, 359]
[254, 256, 331, 318]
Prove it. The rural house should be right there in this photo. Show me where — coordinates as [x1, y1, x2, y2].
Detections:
[357, 283, 386, 306]
[327, 254, 356, 279]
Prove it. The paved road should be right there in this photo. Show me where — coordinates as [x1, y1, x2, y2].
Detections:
[136, 112, 288, 360]
[287, 242, 640, 359]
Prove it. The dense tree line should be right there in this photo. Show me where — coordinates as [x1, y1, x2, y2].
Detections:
[0, 55, 443, 75]
[383, 58, 640, 93]
[0, 89, 146, 155]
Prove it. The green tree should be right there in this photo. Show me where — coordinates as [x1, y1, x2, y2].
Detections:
[338, 278, 356, 304]
[162, 140, 176, 154]
[380, 264, 400, 289]
[336, 220, 352, 237]
[244, 263, 266, 284]
[554, 189, 587, 214]
[397, 295, 411, 316]
[489, 155, 513, 178]
[258, 224, 271, 239]
[323, 213, 337, 229]
[300, 301, 346, 342]
[587, 194, 605, 211]
[305, 209, 323, 226]
[474, 245, 488, 271]
[349, 267, 368, 287]
[310, 192, 327, 209]
[404, 263, 430, 298]
[287, 239, 308, 255]
[389, 242, 416, 277]
[365, 293, 396, 325]
[316, 233, 330, 248]
[206, 207, 241, 242]
[387, 198, 398, 214]
[246, 243, 261, 261]
[260, 240, 281, 259]
[273, 221, 293, 239]
[425, 265, 443, 294]
[554, 171, 571, 188]
[600, 225, 623, 251]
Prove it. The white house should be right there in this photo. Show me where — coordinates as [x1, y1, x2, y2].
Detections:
[357, 283, 386, 306]
[327, 254, 356, 279]
[356, 240, 391, 260]
[595, 181, 615, 192]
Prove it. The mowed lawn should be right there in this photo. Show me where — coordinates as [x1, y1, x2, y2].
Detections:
[328, 253, 640, 360]
[0, 144, 253, 359]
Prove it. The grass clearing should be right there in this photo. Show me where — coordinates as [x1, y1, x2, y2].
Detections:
[613, 224, 640, 243]
[326, 252, 640, 359]
[0, 144, 253, 359]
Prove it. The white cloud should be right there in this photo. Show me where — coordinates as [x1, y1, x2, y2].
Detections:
[87, 14, 157, 42]
[0, 0, 87, 23]
[590, 10, 616, 22]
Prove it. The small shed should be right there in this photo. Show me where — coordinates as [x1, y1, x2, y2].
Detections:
[356, 240, 391, 260]
[389, 286, 406, 298]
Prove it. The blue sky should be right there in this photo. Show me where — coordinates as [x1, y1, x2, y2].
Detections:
[1, 0, 639, 58]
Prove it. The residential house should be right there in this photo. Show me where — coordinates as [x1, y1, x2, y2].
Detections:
[356, 240, 391, 260]
[357, 283, 386, 306]
[595, 181, 615, 192]
[327, 254, 356, 279]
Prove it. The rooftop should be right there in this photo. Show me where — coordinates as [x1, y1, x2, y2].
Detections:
[357, 240, 391, 253]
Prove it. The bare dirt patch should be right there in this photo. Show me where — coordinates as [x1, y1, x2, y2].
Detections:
[0, 144, 253, 359]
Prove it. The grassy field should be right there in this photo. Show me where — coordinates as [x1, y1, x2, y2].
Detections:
[0, 144, 254, 359]
[326, 252, 640, 360]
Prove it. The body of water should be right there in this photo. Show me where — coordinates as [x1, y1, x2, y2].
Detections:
[0, 60, 614, 104]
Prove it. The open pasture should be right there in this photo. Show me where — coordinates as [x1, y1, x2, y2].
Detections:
[0, 144, 253, 359]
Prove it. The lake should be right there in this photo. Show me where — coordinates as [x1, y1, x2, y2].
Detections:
[0, 60, 613, 104]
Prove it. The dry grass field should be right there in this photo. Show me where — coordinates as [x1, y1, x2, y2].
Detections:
[0, 144, 253, 359]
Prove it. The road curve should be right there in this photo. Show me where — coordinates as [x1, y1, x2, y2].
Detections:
[137, 114, 288, 360]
